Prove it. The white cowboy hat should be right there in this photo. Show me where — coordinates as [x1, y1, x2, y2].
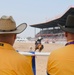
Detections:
[0, 15, 27, 34]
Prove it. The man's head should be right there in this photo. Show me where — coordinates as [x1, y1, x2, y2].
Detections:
[58, 15, 74, 41]
[0, 34, 16, 45]
[0, 15, 27, 45]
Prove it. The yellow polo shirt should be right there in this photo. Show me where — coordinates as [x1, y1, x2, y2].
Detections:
[47, 44, 74, 75]
[0, 42, 34, 75]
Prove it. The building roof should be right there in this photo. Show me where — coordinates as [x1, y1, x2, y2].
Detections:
[30, 7, 74, 28]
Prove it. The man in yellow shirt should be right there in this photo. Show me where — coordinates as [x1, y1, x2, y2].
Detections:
[47, 15, 74, 75]
[0, 15, 34, 75]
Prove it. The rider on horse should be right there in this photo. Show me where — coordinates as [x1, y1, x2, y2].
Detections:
[35, 37, 43, 52]
[35, 37, 43, 46]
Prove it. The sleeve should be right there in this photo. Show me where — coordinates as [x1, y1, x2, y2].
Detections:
[25, 61, 34, 75]
[18, 56, 34, 75]
[47, 52, 56, 75]
[47, 72, 50, 75]
[25, 52, 36, 75]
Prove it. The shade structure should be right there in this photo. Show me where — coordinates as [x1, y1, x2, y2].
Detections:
[30, 7, 74, 28]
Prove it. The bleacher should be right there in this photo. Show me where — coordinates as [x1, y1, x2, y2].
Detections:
[35, 28, 64, 38]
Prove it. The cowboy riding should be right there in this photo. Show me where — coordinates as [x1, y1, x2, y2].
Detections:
[35, 37, 44, 52]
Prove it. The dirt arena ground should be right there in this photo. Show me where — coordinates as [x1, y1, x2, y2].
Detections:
[13, 41, 65, 75]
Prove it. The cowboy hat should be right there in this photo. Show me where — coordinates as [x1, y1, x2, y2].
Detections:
[0, 15, 27, 34]
[58, 15, 74, 33]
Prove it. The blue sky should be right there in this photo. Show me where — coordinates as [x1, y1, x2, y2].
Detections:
[0, 0, 74, 38]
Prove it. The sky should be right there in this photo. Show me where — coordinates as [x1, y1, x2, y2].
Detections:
[0, 0, 74, 38]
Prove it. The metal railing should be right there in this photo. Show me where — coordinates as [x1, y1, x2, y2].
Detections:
[19, 51, 51, 56]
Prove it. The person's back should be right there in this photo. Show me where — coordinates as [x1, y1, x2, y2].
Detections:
[0, 42, 33, 75]
[0, 16, 34, 75]
[47, 15, 74, 75]
[47, 44, 74, 75]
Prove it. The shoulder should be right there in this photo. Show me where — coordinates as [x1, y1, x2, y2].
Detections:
[49, 46, 66, 59]
[17, 54, 34, 75]
[14, 52, 32, 65]
[51, 45, 72, 55]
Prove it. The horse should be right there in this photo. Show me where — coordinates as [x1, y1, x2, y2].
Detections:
[35, 44, 44, 52]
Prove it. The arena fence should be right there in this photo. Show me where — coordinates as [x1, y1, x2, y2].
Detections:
[19, 51, 51, 56]
[18, 51, 50, 75]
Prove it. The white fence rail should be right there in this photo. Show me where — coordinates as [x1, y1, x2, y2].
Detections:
[19, 52, 51, 56]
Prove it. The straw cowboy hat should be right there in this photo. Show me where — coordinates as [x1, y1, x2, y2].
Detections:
[0, 15, 27, 34]
[58, 15, 74, 33]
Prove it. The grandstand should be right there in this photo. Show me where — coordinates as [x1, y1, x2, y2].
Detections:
[30, 7, 74, 36]
[35, 27, 65, 43]
[35, 27, 64, 38]
[30, 7, 74, 43]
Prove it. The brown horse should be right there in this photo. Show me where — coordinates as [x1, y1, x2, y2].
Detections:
[35, 44, 44, 52]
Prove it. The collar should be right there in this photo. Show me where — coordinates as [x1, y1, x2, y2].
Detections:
[0, 42, 15, 50]
[65, 40, 74, 46]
